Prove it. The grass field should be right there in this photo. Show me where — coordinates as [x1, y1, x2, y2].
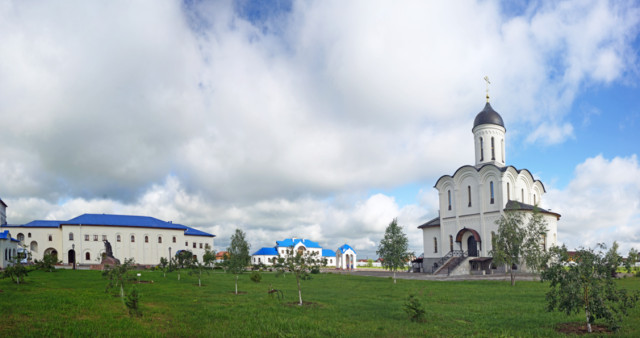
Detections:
[1, 269, 639, 337]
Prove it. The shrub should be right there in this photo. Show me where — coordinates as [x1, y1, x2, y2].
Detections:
[34, 254, 60, 272]
[404, 294, 426, 322]
[250, 271, 262, 283]
[125, 286, 142, 317]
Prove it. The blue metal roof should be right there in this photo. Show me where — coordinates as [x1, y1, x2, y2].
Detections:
[0, 230, 11, 239]
[276, 238, 322, 248]
[338, 244, 356, 254]
[1, 214, 215, 237]
[322, 249, 336, 257]
[253, 247, 278, 256]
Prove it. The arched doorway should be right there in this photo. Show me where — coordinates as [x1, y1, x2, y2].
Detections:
[44, 248, 58, 259]
[68, 249, 76, 264]
[467, 236, 478, 257]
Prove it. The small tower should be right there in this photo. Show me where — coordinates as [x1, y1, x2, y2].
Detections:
[473, 78, 506, 167]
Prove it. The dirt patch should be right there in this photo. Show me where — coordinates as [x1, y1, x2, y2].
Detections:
[556, 322, 611, 335]
[284, 301, 320, 308]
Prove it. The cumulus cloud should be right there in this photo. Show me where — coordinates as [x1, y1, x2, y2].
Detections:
[546, 155, 640, 253]
[1, 1, 639, 257]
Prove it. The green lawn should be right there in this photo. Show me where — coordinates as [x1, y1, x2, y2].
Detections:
[1, 269, 639, 337]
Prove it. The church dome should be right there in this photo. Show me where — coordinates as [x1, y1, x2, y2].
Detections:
[473, 102, 504, 129]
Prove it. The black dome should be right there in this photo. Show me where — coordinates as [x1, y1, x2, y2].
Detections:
[473, 102, 504, 129]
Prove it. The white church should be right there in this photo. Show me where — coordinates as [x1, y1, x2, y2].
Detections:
[252, 238, 357, 270]
[417, 95, 560, 275]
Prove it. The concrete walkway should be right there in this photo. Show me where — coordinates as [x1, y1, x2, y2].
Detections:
[328, 268, 540, 282]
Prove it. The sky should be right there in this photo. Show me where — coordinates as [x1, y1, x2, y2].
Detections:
[1, 0, 639, 259]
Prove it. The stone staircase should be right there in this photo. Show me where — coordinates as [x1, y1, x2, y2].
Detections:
[432, 250, 468, 276]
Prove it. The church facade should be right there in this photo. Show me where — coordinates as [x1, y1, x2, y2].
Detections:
[418, 99, 560, 274]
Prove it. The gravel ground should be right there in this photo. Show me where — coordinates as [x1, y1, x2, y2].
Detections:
[326, 268, 541, 282]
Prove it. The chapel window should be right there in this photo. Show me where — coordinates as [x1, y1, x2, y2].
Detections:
[491, 137, 496, 160]
[145, 236, 149, 243]
[93, 235, 98, 241]
[490, 181, 494, 204]
[479, 137, 484, 161]
[507, 183, 510, 200]
[158, 236, 162, 244]
[68, 233, 74, 241]
[434, 237, 438, 253]
[85, 252, 90, 261]
[199, 243, 203, 249]
[501, 139, 505, 163]
[131, 235, 135, 243]
[117, 234, 121, 242]
[102, 235, 107, 241]
[28, 232, 32, 238]
[185, 241, 188, 246]
[447, 190, 452, 210]
[467, 186, 472, 207]
[193, 242, 196, 248]
[449, 235, 453, 252]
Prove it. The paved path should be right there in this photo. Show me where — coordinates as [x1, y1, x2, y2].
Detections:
[327, 268, 540, 282]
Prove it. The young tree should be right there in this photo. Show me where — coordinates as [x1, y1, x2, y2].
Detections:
[2, 258, 29, 284]
[34, 253, 61, 272]
[275, 246, 323, 305]
[102, 258, 136, 300]
[189, 259, 209, 287]
[542, 243, 639, 332]
[625, 247, 638, 273]
[225, 229, 251, 294]
[490, 205, 549, 286]
[376, 218, 411, 284]
[159, 257, 169, 277]
[203, 248, 217, 269]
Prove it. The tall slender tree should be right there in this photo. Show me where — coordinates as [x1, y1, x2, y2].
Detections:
[376, 218, 411, 284]
[226, 229, 251, 294]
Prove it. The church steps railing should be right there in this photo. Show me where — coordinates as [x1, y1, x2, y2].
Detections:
[432, 250, 467, 275]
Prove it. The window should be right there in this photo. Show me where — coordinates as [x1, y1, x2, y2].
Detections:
[501, 139, 505, 163]
[490, 181, 494, 204]
[102, 235, 107, 241]
[449, 235, 453, 252]
[521, 189, 524, 202]
[258, 257, 261, 263]
[48, 234, 53, 241]
[93, 235, 98, 241]
[491, 137, 495, 160]
[193, 242, 196, 248]
[85, 252, 90, 260]
[158, 236, 162, 244]
[185, 241, 188, 246]
[507, 183, 510, 200]
[145, 236, 149, 243]
[434, 237, 438, 253]
[68, 233, 74, 241]
[131, 235, 135, 243]
[172, 236, 176, 243]
[85, 234, 89, 241]
[467, 186, 472, 207]
[18, 233, 25, 242]
[117, 234, 121, 242]
[199, 243, 203, 249]
[447, 190, 452, 210]
[28, 232, 31, 238]
[479, 137, 484, 161]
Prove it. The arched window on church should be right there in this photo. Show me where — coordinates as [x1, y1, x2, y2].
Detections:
[491, 137, 495, 160]
[533, 194, 537, 205]
[501, 139, 505, 163]
[490, 181, 494, 204]
[467, 186, 472, 207]
[447, 190, 452, 210]
[521, 189, 524, 202]
[507, 182, 510, 200]
[86, 252, 91, 261]
[479, 137, 484, 161]
[449, 235, 453, 252]
[433, 237, 438, 253]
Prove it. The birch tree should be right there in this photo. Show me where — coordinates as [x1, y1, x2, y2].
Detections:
[225, 229, 251, 294]
[376, 218, 411, 284]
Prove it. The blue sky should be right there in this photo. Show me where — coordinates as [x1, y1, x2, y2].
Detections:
[1, 0, 639, 259]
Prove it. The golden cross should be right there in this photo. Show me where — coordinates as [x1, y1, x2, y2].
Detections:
[484, 76, 491, 102]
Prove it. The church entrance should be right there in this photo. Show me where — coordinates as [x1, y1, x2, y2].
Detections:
[68, 249, 76, 264]
[467, 236, 478, 257]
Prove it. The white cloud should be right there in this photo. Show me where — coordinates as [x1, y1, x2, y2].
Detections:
[1, 1, 639, 258]
[546, 155, 640, 253]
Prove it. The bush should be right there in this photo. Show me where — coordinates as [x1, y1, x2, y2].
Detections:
[250, 271, 262, 283]
[34, 254, 60, 272]
[125, 286, 142, 317]
[404, 294, 426, 322]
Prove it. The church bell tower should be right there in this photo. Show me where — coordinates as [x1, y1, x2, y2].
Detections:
[472, 78, 506, 167]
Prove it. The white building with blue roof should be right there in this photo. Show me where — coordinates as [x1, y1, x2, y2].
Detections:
[1, 205, 215, 266]
[1, 229, 21, 268]
[251, 238, 356, 269]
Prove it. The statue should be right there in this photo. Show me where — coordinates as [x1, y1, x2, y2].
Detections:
[102, 239, 121, 265]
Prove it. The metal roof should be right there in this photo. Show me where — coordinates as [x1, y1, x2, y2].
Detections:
[417, 217, 440, 229]
[252, 247, 278, 256]
[473, 102, 504, 129]
[322, 249, 336, 257]
[276, 238, 322, 249]
[338, 244, 356, 254]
